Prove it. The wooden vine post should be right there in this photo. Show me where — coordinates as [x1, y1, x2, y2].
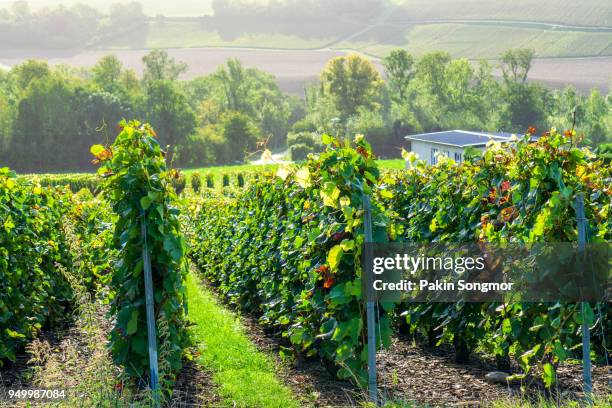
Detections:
[363, 193, 378, 405]
[575, 193, 592, 398]
[141, 210, 160, 406]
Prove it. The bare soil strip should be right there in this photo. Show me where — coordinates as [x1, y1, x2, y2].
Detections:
[379, 335, 610, 407]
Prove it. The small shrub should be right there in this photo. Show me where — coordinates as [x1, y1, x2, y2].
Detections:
[191, 173, 202, 192]
[290, 143, 313, 161]
[291, 117, 317, 133]
[237, 173, 245, 188]
[287, 131, 317, 148]
[596, 142, 612, 164]
[171, 172, 186, 195]
[32, 174, 100, 194]
[205, 173, 214, 188]
[222, 174, 230, 187]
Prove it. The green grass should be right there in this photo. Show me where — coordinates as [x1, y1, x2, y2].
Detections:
[185, 272, 299, 408]
[339, 23, 612, 59]
[105, 19, 612, 59]
[185, 158, 403, 174]
[93, 0, 612, 60]
[378, 159, 406, 170]
[143, 21, 336, 50]
[182, 162, 279, 175]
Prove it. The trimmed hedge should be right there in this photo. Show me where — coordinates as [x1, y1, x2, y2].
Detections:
[188, 135, 392, 383]
[0, 168, 73, 364]
[383, 130, 611, 384]
[27, 173, 101, 194]
[191, 172, 202, 192]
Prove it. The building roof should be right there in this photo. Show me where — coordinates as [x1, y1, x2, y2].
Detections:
[405, 130, 516, 147]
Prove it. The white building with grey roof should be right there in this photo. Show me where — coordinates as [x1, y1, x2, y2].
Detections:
[405, 130, 517, 165]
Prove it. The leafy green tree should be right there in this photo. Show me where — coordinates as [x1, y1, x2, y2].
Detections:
[320, 54, 382, 120]
[0, 78, 14, 156]
[498, 82, 549, 133]
[441, 59, 492, 129]
[383, 49, 415, 103]
[11, 75, 73, 171]
[215, 58, 250, 113]
[415, 51, 452, 105]
[583, 89, 611, 146]
[11, 60, 50, 91]
[108, 1, 146, 27]
[187, 59, 291, 148]
[72, 89, 132, 165]
[548, 86, 585, 132]
[500, 48, 535, 85]
[92, 55, 123, 93]
[497, 48, 548, 132]
[347, 108, 391, 155]
[301, 83, 340, 134]
[183, 123, 226, 166]
[120, 69, 142, 98]
[142, 50, 188, 85]
[91, 55, 142, 103]
[9, 70, 130, 172]
[221, 111, 260, 163]
[144, 80, 196, 162]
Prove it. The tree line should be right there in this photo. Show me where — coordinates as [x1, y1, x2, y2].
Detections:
[0, 48, 610, 173]
[298, 49, 610, 156]
[0, 50, 299, 172]
[0, 1, 146, 49]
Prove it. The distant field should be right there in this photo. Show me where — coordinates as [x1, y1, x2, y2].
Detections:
[343, 23, 612, 59]
[98, 19, 612, 61]
[143, 21, 338, 50]
[396, 0, 612, 27]
[1, 1, 611, 93]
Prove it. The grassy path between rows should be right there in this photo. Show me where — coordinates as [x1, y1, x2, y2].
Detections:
[185, 272, 299, 408]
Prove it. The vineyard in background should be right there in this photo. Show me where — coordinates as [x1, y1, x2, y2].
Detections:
[1, 123, 610, 406]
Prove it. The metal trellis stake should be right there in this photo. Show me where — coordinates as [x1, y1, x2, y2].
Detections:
[575, 193, 592, 397]
[141, 211, 160, 406]
[363, 193, 378, 405]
